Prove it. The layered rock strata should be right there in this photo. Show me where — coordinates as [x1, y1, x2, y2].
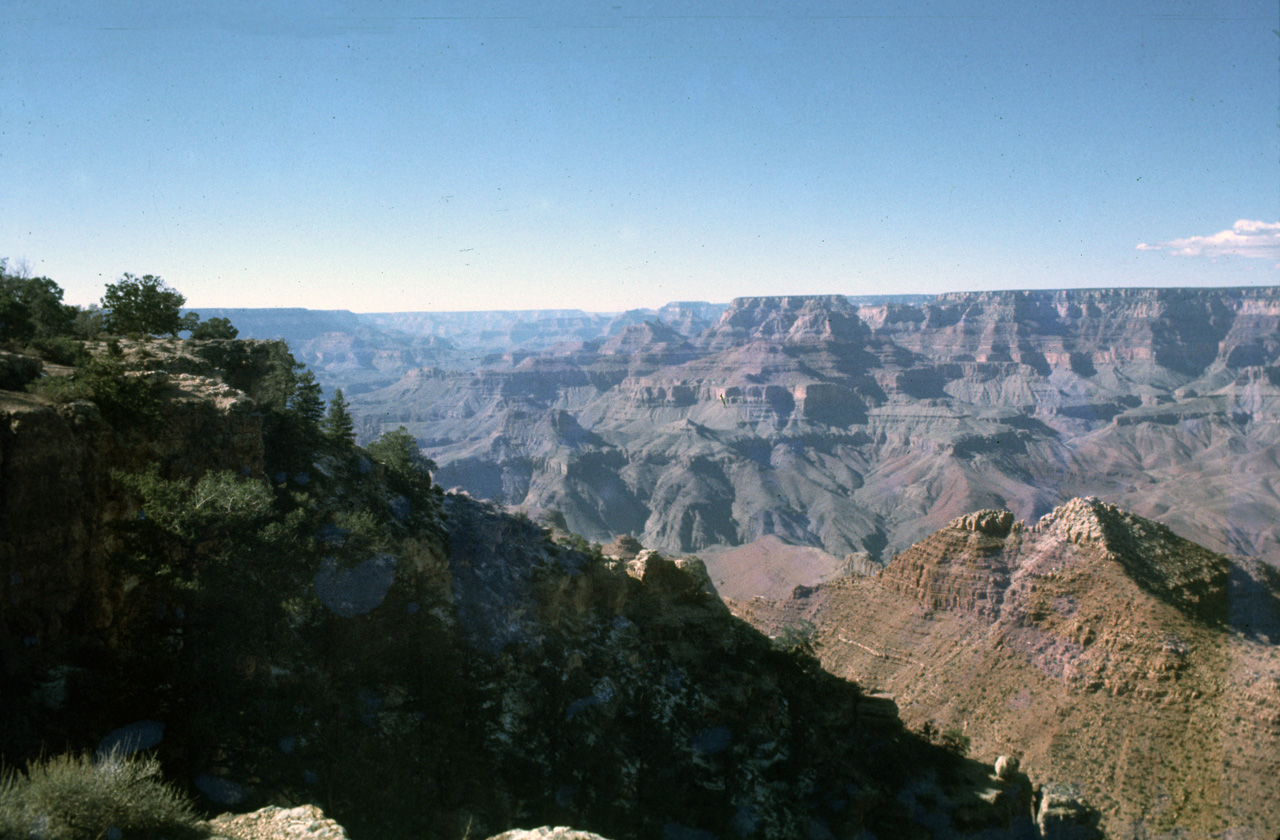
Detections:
[335, 287, 1280, 576]
[732, 498, 1280, 839]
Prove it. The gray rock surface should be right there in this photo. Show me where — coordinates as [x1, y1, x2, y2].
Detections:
[486, 829, 613, 840]
[0, 350, 41, 390]
[1036, 784, 1104, 839]
[310, 286, 1280, 577]
[993, 754, 1019, 781]
[206, 805, 349, 840]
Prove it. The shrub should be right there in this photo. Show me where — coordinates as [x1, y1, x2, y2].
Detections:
[366, 427, 436, 480]
[111, 466, 277, 579]
[772, 619, 817, 658]
[940, 725, 971, 757]
[189, 316, 238, 340]
[0, 749, 201, 840]
[27, 336, 88, 366]
[73, 305, 106, 340]
[27, 357, 161, 429]
[918, 721, 971, 758]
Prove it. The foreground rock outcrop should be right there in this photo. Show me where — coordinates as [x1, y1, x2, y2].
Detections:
[206, 805, 349, 840]
[733, 497, 1280, 839]
[0, 339, 278, 651]
[486, 828, 611, 840]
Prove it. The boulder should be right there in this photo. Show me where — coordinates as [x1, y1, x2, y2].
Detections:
[206, 805, 349, 840]
[487, 829, 612, 840]
[0, 350, 42, 391]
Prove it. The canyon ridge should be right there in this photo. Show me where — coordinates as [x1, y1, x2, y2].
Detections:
[206, 286, 1280, 598]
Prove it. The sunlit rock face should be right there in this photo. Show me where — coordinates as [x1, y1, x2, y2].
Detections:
[732, 497, 1280, 839]
[337, 286, 1280, 575]
[205, 804, 350, 840]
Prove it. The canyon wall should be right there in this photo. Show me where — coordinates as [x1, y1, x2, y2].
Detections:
[343, 287, 1280, 577]
[0, 340, 1070, 839]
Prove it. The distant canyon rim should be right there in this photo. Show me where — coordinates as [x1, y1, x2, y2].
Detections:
[204, 286, 1280, 598]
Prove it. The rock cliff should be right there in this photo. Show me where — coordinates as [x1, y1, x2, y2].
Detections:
[1, 342, 1069, 839]
[340, 287, 1280, 579]
[1, 340, 278, 649]
[732, 497, 1280, 839]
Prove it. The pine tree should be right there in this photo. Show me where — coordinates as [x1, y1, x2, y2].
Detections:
[322, 388, 355, 447]
[290, 370, 325, 428]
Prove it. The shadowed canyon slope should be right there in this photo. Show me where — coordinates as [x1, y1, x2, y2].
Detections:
[334, 287, 1280, 575]
[1, 340, 1070, 839]
[732, 498, 1280, 839]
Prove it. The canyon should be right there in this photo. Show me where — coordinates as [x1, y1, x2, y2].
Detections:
[7, 285, 1279, 838]
[208, 287, 1280, 598]
[1, 338, 1087, 839]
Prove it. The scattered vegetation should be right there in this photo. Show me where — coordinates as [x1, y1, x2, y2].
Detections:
[26, 356, 162, 429]
[0, 749, 202, 840]
[1, 258, 239, 373]
[554, 530, 606, 560]
[919, 721, 971, 758]
[188, 316, 238, 340]
[771, 618, 817, 658]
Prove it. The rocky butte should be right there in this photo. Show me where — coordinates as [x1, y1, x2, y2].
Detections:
[1, 339, 1100, 838]
[733, 498, 1280, 838]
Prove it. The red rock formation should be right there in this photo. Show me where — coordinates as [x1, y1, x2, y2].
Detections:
[733, 498, 1280, 838]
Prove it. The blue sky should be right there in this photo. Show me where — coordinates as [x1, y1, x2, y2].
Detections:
[2, 1, 1276, 312]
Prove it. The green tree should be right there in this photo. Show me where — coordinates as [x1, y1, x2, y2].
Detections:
[259, 343, 304, 413]
[101, 273, 186, 336]
[189, 315, 239, 339]
[291, 370, 326, 427]
[72, 304, 106, 340]
[323, 388, 356, 446]
[0, 290, 32, 342]
[367, 426, 437, 501]
[0, 259, 76, 341]
[366, 426, 434, 477]
[260, 352, 327, 475]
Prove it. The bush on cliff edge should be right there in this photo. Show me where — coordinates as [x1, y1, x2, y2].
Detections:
[0, 749, 202, 840]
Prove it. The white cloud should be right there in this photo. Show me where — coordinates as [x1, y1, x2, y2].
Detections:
[1137, 219, 1280, 259]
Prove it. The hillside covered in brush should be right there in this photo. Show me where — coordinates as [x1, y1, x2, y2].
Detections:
[1, 336, 1084, 839]
[733, 499, 1280, 839]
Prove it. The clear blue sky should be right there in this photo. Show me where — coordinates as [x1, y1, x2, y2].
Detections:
[3, 1, 1277, 312]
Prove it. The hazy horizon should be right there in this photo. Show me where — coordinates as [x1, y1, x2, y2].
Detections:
[179, 281, 1277, 317]
[4, 1, 1276, 313]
